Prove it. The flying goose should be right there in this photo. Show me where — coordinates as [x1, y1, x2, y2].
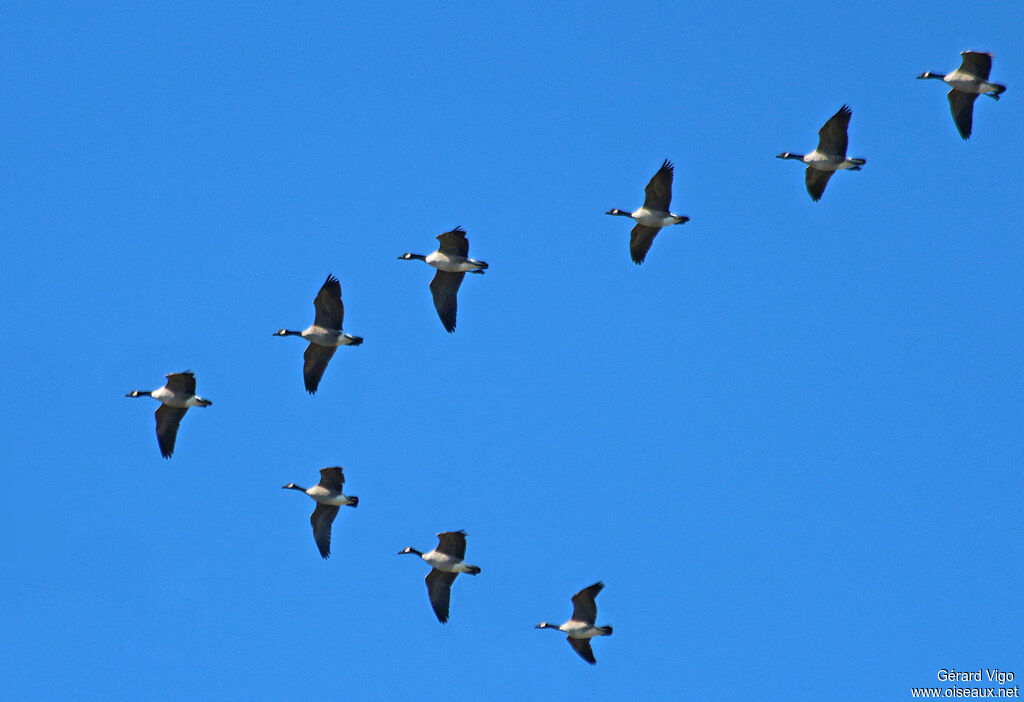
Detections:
[777, 105, 866, 201]
[918, 51, 1006, 139]
[398, 530, 481, 623]
[282, 467, 358, 559]
[126, 371, 212, 458]
[606, 159, 689, 264]
[536, 581, 613, 664]
[398, 227, 487, 333]
[274, 274, 363, 394]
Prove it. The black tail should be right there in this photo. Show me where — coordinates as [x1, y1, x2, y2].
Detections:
[466, 565, 481, 575]
[347, 496, 359, 508]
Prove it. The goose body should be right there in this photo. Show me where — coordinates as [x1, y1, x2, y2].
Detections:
[606, 159, 689, 264]
[126, 371, 212, 458]
[918, 51, 1006, 139]
[283, 467, 358, 559]
[398, 227, 487, 333]
[274, 274, 363, 394]
[398, 530, 481, 623]
[536, 582, 613, 664]
[777, 105, 865, 201]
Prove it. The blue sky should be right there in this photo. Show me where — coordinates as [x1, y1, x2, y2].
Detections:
[2, 2, 1021, 700]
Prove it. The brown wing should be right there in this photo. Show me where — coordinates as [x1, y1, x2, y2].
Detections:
[429, 270, 465, 333]
[425, 569, 458, 623]
[302, 343, 337, 394]
[629, 223, 661, 265]
[568, 637, 597, 664]
[310, 503, 340, 559]
[642, 160, 673, 211]
[164, 371, 197, 395]
[154, 404, 188, 459]
[436, 530, 468, 560]
[313, 274, 344, 330]
[316, 467, 345, 491]
[816, 105, 851, 159]
[570, 581, 604, 624]
[948, 89, 979, 140]
[959, 51, 993, 81]
[805, 167, 835, 202]
[435, 226, 469, 257]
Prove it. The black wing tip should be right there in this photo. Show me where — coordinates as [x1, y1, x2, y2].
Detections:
[660, 158, 674, 171]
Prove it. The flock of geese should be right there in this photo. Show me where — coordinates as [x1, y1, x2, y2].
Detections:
[124, 50, 1005, 665]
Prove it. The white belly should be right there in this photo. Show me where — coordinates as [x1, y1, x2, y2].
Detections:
[425, 252, 479, 272]
[631, 208, 675, 227]
[561, 622, 603, 639]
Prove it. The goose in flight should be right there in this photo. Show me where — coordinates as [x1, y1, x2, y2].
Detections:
[282, 467, 359, 559]
[126, 371, 212, 458]
[398, 530, 481, 623]
[777, 105, 866, 201]
[274, 274, 363, 394]
[606, 160, 689, 264]
[536, 581, 613, 664]
[398, 227, 487, 333]
[918, 51, 1006, 139]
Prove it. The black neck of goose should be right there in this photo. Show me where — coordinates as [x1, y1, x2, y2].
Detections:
[283, 484, 306, 492]
[782, 153, 804, 160]
[608, 209, 631, 217]
[126, 390, 153, 398]
[279, 330, 303, 336]
[920, 72, 944, 80]
[406, 253, 427, 261]
[403, 547, 423, 556]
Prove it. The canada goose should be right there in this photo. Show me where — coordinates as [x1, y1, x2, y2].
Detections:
[918, 51, 1006, 139]
[125, 371, 212, 458]
[606, 159, 689, 265]
[398, 227, 487, 333]
[776, 105, 866, 201]
[536, 581, 613, 665]
[282, 467, 358, 559]
[398, 530, 481, 623]
[273, 274, 363, 394]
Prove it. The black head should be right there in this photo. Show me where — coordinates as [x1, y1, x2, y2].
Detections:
[125, 390, 148, 398]
[397, 546, 420, 556]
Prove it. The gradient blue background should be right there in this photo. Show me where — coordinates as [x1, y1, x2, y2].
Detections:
[2, 2, 1021, 700]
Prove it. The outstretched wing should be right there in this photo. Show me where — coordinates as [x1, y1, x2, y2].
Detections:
[425, 569, 458, 623]
[948, 89, 979, 140]
[154, 405, 188, 458]
[435, 227, 469, 257]
[436, 530, 468, 560]
[642, 160, 674, 211]
[316, 467, 345, 491]
[429, 270, 465, 333]
[568, 637, 597, 664]
[313, 274, 344, 330]
[570, 581, 604, 624]
[629, 224, 661, 265]
[816, 105, 851, 159]
[959, 51, 993, 81]
[303, 343, 337, 394]
[164, 371, 197, 396]
[310, 503, 340, 559]
[804, 167, 835, 202]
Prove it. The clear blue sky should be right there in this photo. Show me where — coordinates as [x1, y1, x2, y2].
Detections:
[2, 2, 1021, 700]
